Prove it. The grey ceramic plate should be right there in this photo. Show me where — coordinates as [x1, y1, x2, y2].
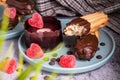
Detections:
[0, 5, 24, 39]
[18, 18, 115, 74]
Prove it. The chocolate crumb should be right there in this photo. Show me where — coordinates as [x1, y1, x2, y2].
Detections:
[65, 44, 71, 48]
[100, 42, 105, 46]
[49, 61, 55, 65]
[88, 59, 91, 61]
[51, 58, 56, 62]
[96, 55, 102, 59]
[97, 47, 100, 51]
[67, 51, 74, 55]
[56, 55, 64, 62]
[44, 76, 50, 80]
[56, 58, 60, 62]
[23, 60, 28, 64]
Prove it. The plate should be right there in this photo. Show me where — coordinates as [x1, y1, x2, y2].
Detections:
[18, 18, 115, 74]
[0, 5, 24, 39]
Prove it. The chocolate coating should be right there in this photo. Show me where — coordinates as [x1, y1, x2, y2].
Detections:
[24, 16, 63, 50]
[74, 34, 98, 60]
[65, 17, 90, 36]
[6, 0, 35, 15]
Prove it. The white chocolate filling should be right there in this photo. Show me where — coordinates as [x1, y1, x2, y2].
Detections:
[64, 24, 84, 36]
[37, 28, 51, 33]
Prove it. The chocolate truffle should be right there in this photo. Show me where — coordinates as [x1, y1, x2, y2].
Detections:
[74, 34, 98, 60]
[24, 16, 63, 50]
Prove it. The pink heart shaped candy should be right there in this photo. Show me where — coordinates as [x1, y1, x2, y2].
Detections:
[28, 13, 43, 28]
[4, 7, 16, 19]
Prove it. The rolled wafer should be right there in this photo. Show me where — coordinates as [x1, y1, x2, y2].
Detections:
[95, 30, 100, 40]
[91, 30, 100, 40]
[81, 12, 108, 33]
[64, 12, 108, 36]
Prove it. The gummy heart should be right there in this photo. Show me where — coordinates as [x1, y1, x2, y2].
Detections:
[26, 43, 44, 59]
[0, 58, 17, 74]
[4, 7, 16, 19]
[59, 55, 76, 68]
[28, 13, 43, 28]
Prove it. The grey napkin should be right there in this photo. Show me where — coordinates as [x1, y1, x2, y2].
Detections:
[36, 0, 120, 34]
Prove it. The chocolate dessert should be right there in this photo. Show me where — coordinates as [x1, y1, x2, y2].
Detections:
[64, 12, 108, 37]
[64, 17, 90, 36]
[6, 0, 35, 15]
[74, 34, 98, 60]
[63, 12, 109, 60]
[24, 14, 63, 50]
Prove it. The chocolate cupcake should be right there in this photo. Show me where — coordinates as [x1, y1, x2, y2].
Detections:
[24, 13, 63, 50]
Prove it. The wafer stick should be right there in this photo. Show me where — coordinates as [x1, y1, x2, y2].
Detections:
[91, 30, 100, 40]
[64, 12, 108, 37]
[81, 12, 108, 32]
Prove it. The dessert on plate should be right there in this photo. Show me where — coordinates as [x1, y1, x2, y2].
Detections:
[74, 34, 98, 60]
[24, 13, 63, 50]
[0, 7, 19, 30]
[64, 12, 108, 37]
[6, 0, 35, 15]
[0, 0, 35, 30]
[64, 12, 108, 60]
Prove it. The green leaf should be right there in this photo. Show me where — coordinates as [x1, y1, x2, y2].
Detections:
[16, 64, 35, 80]
[0, 13, 9, 53]
[32, 61, 45, 80]
[49, 71, 58, 80]
[18, 53, 24, 76]
[45, 42, 63, 53]
[16, 61, 45, 80]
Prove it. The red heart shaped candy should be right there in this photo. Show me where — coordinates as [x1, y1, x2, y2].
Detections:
[0, 58, 17, 74]
[28, 13, 43, 28]
[4, 7, 16, 19]
[59, 55, 76, 68]
[26, 43, 44, 59]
